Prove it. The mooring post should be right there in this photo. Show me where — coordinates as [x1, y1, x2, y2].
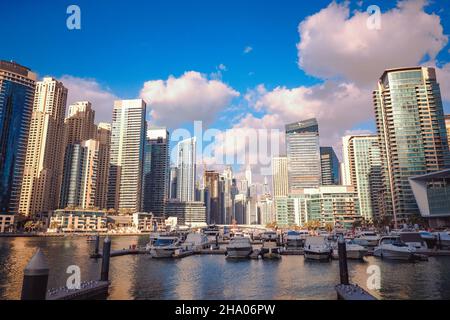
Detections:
[94, 235, 100, 256]
[338, 236, 349, 285]
[100, 237, 111, 282]
[21, 249, 49, 300]
[215, 234, 219, 248]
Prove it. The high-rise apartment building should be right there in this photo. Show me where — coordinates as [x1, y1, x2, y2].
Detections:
[94, 123, 111, 209]
[445, 115, 450, 148]
[272, 156, 289, 197]
[342, 135, 383, 221]
[107, 99, 146, 213]
[203, 170, 222, 224]
[60, 139, 99, 209]
[65, 101, 96, 145]
[19, 78, 68, 216]
[142, 127, 169, 216]
[286, 119, 321, 191]
[374, 67, 450, 223]
[320, 147, 340, 185]
[176, 137, 196, 202]
[0, 61, 36, 215]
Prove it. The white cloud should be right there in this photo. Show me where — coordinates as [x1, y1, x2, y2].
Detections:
[297, 0, 448, 85]
[140, 71, 239, 128]
[244, 46, 253, 54]
[60, 75, 119, 123]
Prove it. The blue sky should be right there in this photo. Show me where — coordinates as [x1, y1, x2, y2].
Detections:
[2, 0, 450, 175]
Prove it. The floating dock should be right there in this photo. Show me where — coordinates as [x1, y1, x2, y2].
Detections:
[335, 284, 377, 300]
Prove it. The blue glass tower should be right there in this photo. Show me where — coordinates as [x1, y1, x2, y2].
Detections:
[0, 61, 36, 214]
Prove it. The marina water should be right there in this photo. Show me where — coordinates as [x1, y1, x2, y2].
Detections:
[1, 236, 450, 300]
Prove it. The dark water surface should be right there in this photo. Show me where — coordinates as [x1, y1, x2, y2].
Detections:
[1, 236, 449, 300]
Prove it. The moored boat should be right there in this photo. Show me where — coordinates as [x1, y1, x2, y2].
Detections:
[304, 236, 332, 261]
[373, 236, 416, 261]
[260, 231, 281, 259]
[147, 235, 181, 258]
[332, 240, 368, 260]
[226, 237, 253, 259]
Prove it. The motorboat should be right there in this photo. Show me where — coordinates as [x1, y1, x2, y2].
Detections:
[399, 232, 429, 253]
[435, 232, 450, 249]
[419, 231, 436, 249]
[182, 233, 209, 251]
[203, 225, 220, 242]
[304, 236, 332, 261]
[147, 235, 181, 258]
[260, 232, 281, 259]
[373, 236, 416, 261]
[226, 237, 253, 259]
[285, 230, 308, 248]
[332, 240, 368, 260]
[355, 231, 380, 247]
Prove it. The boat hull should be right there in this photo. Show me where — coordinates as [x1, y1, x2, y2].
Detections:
[374, 248, 414, 261]
[304, 250, 331, 261]
[150, 248, 176, 258]
[286, 239, 304, 248]
[226, 247, 252, 259]
[332, 249, 367, 260]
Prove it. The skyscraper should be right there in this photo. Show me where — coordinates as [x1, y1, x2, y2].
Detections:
[19, 77, 68, 216]
[142, 126, 169, 216]
[107, 99, 146, 213]
[272, 156, 289, 197]
[0, 61, 36, 215]
[203, 170, 222, 224]
[320, 147, 340, 185]
[286, 119, 321, 191]
[446, 115, 450, 148]
[65, 101, 96, 145]
[176, 137, 196, 202]
[169, 166, 178, 199]
[60, 139, 99, 209]
[94, 123, 111, 210]
[374, 67, 450, 224]
[342, 135, 383, 221]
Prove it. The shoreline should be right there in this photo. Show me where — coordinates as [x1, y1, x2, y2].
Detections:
[0, 233, 151, 238]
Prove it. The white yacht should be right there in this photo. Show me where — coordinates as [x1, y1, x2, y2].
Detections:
[203, 225, 220, 242]
[147, 236, 181, 258]
[285, 230, 308, 248]
[304, 236, 332, 261]
[355, 231, 380, 247]
[260, 232, 281, 259]
[226, 237, 253, 259]
[332, 240, 368, 260]
[373, 236, 416, 261]
[435, 232, 450, 249]
[399, 232, 429, 253]
[183, 233, 209, 251]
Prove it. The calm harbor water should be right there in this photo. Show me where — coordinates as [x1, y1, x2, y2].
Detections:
[1, 236, 450, 300]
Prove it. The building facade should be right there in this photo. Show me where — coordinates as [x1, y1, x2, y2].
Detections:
[342, 135, 383, 221]
[374, 67, 450, 223]
[320, 147, 340, 185]
[176, 137, 196, 202]
[107, 99, 146, 213]
[19, 78, 68, 216]
[48, 209, 107, 232]
[94, 123, 111, 209]
[0, 61, 36, 216]
[142, 127, 169, 216]
[272, 156, 289, 197]
[286, 119, 321, 191]
[165, 200, 206, 227]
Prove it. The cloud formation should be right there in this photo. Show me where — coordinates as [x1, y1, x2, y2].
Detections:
[60, 75, 119, 123]
[297, 0, 448, 85]
[140, 71, 239, 128]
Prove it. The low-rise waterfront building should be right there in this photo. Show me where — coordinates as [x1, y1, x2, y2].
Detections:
[275, 186, 360, 228]
[0, 215, 14, 233]
[409, 169, 450, 228]
[48, 209, 107, 232]
[165, 200, 206, 227]
[132, 212, 155, 231]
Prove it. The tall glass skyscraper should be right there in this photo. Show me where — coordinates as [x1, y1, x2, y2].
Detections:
[374, 67, 450, 223]
[286, 118, 321, 191]
[0, 61, 36, 215]
[320, 147, 340, 185]
[142, 127, 169, 217]
[107, 99, 146, 212]
[176, 137, 196, 202]
[342, 135, 383, 221]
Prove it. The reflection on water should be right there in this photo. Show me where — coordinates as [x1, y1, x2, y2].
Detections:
[1, 236, 450, 300]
